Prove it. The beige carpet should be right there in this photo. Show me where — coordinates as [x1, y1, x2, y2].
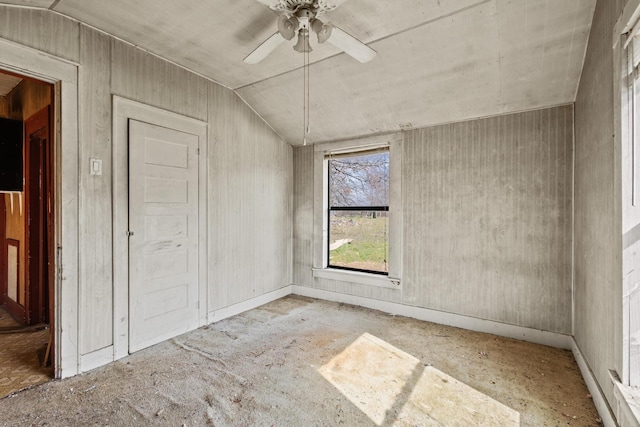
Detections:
[0, 308, 52, 398]
[0, 296, 602, 426]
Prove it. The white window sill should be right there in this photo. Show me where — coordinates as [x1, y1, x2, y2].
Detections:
[312, 268, 401, 289]
[612, 373, 640, 427]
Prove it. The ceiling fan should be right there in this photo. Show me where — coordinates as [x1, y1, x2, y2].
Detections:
[244, 0, 376, 64]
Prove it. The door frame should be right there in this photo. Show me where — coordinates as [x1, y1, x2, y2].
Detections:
[0, 38, 79, 378]
[0, 195, 4, 305]
[3, 238, 22, 319]
[24, 105, 53, 326]
[112, 96, 208, 361]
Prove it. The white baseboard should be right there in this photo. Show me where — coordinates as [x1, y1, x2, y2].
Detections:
[291, 285, 572, 349]
[77, 285, 627, 427]
[571, 340, 616, 427]
[207, 285, 292, 324]
[78, 287, 293, 374]
[80, 346, 114, 373]
[79, 283, 631, 427]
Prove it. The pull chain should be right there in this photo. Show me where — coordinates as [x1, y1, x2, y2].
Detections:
[307, 46, 310, 136]
[303, 42, 310, 145]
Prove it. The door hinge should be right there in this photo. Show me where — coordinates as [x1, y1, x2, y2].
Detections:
[56, 245, 63, 284]
[126, 230, 135, 237]
[196, 148, 200, 155]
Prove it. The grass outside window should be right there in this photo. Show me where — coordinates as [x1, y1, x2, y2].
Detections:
[328, 150, 389, 275]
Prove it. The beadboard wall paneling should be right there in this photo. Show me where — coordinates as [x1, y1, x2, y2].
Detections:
[293, 105, 574, 334]
[207, 82, 293, 311]
[0, 6, 79, 63]
[402, 106, 573, 333]
[110, 39, 208, 123]
[78, 26, 113, 355]
[574, 0, 627, 409]
[293, 145, 314, 287]
[0, 10, 292, 363]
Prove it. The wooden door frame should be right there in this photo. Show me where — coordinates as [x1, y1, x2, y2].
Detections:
[24, 105, 52, 326]
[112, 96, 208, 363]
[0, 194, 5, 305]
[0, 39, 79, 378]
[3, 238, 22, 320]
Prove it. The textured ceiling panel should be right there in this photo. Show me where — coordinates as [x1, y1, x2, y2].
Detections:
[238, 0, 595, 143]
[3, 0, 596, 144]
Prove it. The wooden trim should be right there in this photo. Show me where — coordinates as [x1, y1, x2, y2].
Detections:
[24, 105, 50, 326]
[313, 137, 403, 279]
[79, 346, 114, 373]
[4, 238, 24, 323]
[571, 341, 617, 427]
[314, 132, 401, 153]
[47, 89, 55, 363]
[112, 96, 209, 361]
[0, 38, 80, 378]
[3, 296, 23, 324]
[616, 5, 640, 388]
[207, 285, 292, 324]
[0, 194, 5, 305]
[292, 285, 573, 349]
[612, 377, 640, 427]
[0, 68, 50, 86]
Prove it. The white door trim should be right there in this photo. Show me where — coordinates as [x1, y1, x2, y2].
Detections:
[113, 96, 208, 360]
[0, 37, 79, 378]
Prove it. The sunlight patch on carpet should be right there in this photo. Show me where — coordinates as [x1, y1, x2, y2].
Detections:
[318, 332, 519, 426]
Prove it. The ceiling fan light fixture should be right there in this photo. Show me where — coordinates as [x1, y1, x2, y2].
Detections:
[293, 28, 312, 53]
[277, 15, 299, 40]
[311, 18, 333, 44]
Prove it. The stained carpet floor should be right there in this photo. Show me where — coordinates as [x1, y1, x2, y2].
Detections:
[0, 296, 601, 426]
[0, 308, 52, 399]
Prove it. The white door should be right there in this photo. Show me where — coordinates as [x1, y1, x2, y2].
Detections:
[128, 119, 200, 352]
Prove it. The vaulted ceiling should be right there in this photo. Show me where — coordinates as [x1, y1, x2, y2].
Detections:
[1, 0, 596, 145]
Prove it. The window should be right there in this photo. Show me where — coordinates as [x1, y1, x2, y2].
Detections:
[312, 135, 401, 288]
[622, 16, 640, 389]
[327, 149, 389, 274]
[628, 24, 640, 206]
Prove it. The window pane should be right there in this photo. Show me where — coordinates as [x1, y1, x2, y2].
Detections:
[329, 210, 388, 273]
[329, 152, 389, 207]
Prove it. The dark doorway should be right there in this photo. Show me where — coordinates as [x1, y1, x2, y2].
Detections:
[25, 106, 51, 325]
[0, 72, 55, 397]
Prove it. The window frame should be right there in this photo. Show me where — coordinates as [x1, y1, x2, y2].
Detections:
[616, 0, 640, 392]
[312, 133, 402, 288]
[327, 149, 390, 275]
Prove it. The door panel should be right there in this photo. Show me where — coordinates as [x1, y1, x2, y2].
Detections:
[128, 120, 199, 353]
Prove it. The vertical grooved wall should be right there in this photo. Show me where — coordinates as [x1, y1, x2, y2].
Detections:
[573, 0, 626, 409]
[294, 105, 574, 334]
[0, 6, 292, 360]
[403, 106, 573, 333]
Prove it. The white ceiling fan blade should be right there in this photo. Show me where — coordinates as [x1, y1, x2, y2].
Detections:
[328, 26, 376, 63]
[244, 32, 286, 64]
[325, 0, 353, 9]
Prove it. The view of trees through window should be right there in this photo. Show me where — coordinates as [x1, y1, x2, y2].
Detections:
[328, 150, 389, 274]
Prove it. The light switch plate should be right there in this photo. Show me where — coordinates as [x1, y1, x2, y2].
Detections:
[90, 158, 102, 176]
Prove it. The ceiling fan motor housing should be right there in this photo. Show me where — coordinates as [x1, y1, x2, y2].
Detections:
[270, 0, 337, 17]
[244, 0, 376, 65]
